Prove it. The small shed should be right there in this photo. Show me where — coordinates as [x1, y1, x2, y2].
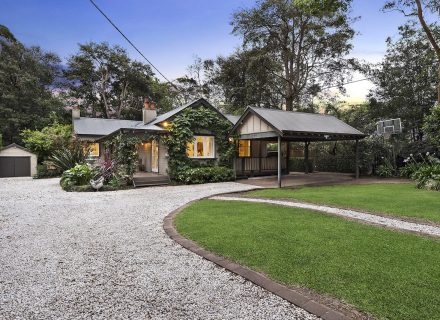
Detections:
[0, 144, 38, 177]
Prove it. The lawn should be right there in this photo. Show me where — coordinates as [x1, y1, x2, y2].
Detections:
[246, 183, 440, 224]
[176, 199, 440, 320]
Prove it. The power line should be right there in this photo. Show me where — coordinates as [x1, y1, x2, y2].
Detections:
[321, 77, 375, 90]
[88, 0, 177, 89]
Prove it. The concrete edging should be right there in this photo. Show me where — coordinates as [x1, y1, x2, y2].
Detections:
[163, 200, 349, 320]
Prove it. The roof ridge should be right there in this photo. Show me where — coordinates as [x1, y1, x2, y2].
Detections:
[250, 106, 333, 117]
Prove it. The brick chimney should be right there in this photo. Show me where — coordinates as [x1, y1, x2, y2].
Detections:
[142, 98, 157, 124]
[72, 106, 80, 120]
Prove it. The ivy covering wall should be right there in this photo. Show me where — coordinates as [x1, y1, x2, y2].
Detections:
[104, 132, 157, 179]
[163, 106, 235, 182]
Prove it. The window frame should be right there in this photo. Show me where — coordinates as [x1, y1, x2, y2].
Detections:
[186, 135, 216, 159]
[238, 139, 251, 158]
[87, 142, 100, 158]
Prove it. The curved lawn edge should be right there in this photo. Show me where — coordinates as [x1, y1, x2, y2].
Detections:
[163, 200, 351, 320]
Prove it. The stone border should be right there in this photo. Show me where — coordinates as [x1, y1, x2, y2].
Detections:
[163, 200, 349, 320]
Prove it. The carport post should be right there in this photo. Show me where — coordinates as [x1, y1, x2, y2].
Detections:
[304, 141, 310, 174]
[278, 135, 282, 188]
[355, 139, 359, 179]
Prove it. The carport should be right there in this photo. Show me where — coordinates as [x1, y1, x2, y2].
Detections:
[230, 107, 366, 187]
[0, 144, 38, 177]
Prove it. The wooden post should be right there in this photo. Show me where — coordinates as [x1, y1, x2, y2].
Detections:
[355, 139, 359, 179]
[304, 141, 310, 174]
[286, 141, 290, 174]
[278, 135, 282, 188]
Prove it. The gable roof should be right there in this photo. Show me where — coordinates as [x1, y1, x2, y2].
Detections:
[0, 143, 36, 155]
[148, 97, 230, 125]
[73, 98, 234, 138]
[74, 118, 152, 136]
[224, 114, 241, 125]
[232, 107, 365, 138]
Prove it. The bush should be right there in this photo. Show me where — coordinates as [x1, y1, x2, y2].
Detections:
[377, 158, 395, 178]
[412, 164, 440, 190]
[67, 184, 132, 192]
[60, 164, 93, 191]
[402, 153, 440, 191]
[174, 166, 235, 184]
[34, 163, 61, 179]
[21, 123, 72, 162]
[289, 158, 314, 172]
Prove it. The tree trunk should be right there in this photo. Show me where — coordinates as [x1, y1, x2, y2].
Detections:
[415, 0, 440, 103]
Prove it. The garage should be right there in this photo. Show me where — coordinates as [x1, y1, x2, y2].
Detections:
[0, 144, 37, 178]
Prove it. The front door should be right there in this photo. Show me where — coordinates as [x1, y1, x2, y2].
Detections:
[151, 140, 159, 173]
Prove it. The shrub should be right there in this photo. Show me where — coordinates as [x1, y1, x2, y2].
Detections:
[175, 166, 235, 184]
[60, 164, 93, 191]
[412, 164, 440, 190]
[402, 153, 440, 191]
[34, 163, 61, 179]
[377, 158, 395, 178]
[21, 123, 72, 162]
[49, 141, 89, 171]
[67, 185, 131, 192]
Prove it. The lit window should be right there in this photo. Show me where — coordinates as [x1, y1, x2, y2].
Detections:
[87, 143, 100, 157]
[186, 136, 215, 158]
[238, 140, 251, 157]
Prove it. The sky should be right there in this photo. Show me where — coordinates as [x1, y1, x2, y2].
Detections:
[1, 0, 421, 103]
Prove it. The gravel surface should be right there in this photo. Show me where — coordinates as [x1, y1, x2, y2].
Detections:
[0, 178, 316, 320]
[212, 196, 440, 237]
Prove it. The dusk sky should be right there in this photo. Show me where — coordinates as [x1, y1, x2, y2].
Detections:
[1, 0, 422, 102]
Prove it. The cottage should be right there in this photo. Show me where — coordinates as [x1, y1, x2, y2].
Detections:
[72, 98, 365, 187]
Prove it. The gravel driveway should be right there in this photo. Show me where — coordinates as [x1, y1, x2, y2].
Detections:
[0, 178, 315, 320]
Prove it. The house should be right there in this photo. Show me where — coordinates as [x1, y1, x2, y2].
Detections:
[72, 98, 365, 187]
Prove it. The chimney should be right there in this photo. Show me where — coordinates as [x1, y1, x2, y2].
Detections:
[142, 97, 157, 124]
[72, 106, 80, 120]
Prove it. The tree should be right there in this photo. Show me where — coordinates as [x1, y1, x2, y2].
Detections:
[212, 49, 284, 114]
[231, 0, 357, 110]
[423, 102, 440, 146]
[64, 42, 174, 119]
[0, 25, 64, 145]
[21, 122, 73, 162]
[174, 56, 221, 105]
[369, 22, 439, 140]
[384, 0, 440, 103]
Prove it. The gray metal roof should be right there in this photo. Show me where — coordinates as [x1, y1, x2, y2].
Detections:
[224, 114, 240, 125]
[248, 107, 365, 136]
[73, 118, 165, 136]
[148, 98, 232, 125]
[74, 98, 238, 138]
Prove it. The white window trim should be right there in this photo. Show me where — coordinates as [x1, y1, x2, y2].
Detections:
[188, 135, 215, 159]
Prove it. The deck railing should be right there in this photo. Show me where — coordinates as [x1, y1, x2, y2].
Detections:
[235, 156, 286, 174]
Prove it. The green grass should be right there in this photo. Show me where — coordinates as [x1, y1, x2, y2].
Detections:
[246, 183, 440, 224]
[176, 200, 440, 320]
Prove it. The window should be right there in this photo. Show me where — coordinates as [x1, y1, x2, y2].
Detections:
[186, 136, 215, 158]
[87, 143, 100, 157]
[238, 140, 251, 157]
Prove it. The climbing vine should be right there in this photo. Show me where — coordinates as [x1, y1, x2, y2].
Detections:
[163, 106, 236, 180]
[104, 132, 158, 178]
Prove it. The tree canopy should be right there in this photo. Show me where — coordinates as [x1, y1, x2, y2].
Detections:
[63, 42, 175, 119]
[0, 25, 65, 145]
[368, 22, 439, 140]
[231, 0, 358, 111]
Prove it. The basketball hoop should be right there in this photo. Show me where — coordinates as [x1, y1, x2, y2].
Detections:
[376, 118, 402, 139]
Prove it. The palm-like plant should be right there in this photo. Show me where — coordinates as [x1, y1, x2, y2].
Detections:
[50, 142, 89, 171]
